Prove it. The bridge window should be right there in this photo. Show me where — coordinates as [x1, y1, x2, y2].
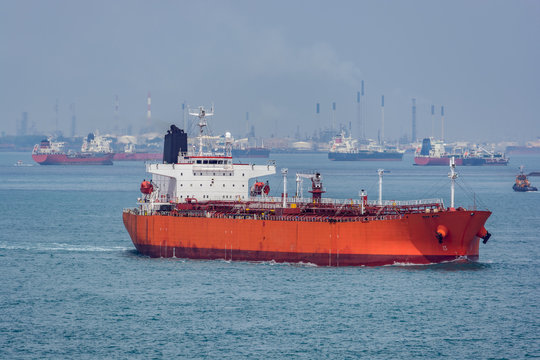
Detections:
[203, 160, 208, 164]
[197, 160, 202, 164]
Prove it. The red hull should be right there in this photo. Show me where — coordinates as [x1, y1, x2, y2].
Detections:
[113, 153, 162, 161]
[414, 156, 463, 166]
[32, 153, 114, 165]
[123, 209, 490, 266]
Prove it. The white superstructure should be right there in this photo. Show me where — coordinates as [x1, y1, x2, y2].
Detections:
[148, 156, 276, 202]
[32, 139, 65, 155]
[81, 133, 113, 153]
[145, 105, 276, 203]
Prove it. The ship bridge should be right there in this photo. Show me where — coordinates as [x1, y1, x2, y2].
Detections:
[147, 156, 276, 203]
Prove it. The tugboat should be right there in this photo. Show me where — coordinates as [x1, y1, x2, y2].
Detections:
[513, 166, 538, 192]
[122, 107, 492, 266]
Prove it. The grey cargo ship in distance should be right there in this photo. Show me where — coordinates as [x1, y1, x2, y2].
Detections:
[328, 132, 404, 161]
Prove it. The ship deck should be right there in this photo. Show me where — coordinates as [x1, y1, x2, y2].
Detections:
[125, 197, 452, 222]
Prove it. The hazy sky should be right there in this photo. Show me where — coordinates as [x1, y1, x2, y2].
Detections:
[1, 0, 539, 142]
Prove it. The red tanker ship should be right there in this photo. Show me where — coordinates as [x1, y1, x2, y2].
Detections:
[123, 110, 492, 266]
[32, 133, 114, 165]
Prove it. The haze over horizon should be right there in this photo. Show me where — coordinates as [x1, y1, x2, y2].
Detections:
[1, 0, 539, 143]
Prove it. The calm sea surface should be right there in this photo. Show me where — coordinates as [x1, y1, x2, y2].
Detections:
[0, 151, 539, 359]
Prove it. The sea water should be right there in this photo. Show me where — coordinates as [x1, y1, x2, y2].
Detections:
[0, 152, 538, 359]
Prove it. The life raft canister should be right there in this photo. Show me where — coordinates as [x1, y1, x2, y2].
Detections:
[140, 180, 153, 194]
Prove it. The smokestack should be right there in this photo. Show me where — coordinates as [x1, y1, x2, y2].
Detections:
[18, 111, 28, 136]
[55, 99, 59, 134]
[412, 98, 417, 142]
[147, 92, 152, 122]
[380, 95, 385, 144]
[246, 112, 249, 137]
[182, 102, 186, 130]
[357, 91, 361, 139]
[431, 105, 435, 138]
[70, 103, 76, 137]
[332, 101, 336, 132]
[441, 105, 445, 141]
[361, 80, 365, 138]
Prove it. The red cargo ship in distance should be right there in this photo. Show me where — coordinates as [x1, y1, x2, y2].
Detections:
[113, 152, 162, 161]
[123, 108, 492, 266]
[32, 133, 114, 165]
[112, 143, 162, 161]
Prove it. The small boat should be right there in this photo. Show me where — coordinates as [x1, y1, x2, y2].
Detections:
[14, 160, 33, 167]
[513, 166, 538, 192]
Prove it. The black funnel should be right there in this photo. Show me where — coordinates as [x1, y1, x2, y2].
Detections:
[420, 138, 432, 156]
[163, 125, 188, 164]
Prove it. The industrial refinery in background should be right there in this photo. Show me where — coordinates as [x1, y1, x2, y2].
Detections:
[1, 84, 539, 155]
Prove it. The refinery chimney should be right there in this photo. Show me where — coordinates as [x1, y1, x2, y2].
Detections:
[70, 103, 76, 137]
[332, 101, 336, 132]
[316, 102, 320, 135]
[412, 98, 417, 143]
[431, 105, 435, 138]
[147, 92, 152, 122]
[441, 105, 445, 141]
[380, 95, 385, 144]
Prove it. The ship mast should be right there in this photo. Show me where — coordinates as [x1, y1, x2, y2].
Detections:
[378, 168, 384, 205]
[449, 156, 458, 209]
[189, 105, 214, 156]
[282, 168, 288, 208]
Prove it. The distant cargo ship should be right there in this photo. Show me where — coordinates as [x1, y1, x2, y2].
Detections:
[113, 144, 161, 161]
[505, 145, 540, 155]
[328, 132, 404, 161]
[32, 133, 114, 165]
[414, 138, 508, 166]
[113, 152, 162, 161]
[123, 109, 492, 266]
[231, 147, 270, 158]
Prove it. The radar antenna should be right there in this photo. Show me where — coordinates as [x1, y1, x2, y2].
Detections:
[188, 105, 214, 156]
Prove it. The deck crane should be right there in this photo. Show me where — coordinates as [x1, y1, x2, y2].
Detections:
[295, 172, 326, 203]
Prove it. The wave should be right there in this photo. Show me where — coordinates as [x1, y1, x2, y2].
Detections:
[0, 242, 131, 253]
[387, 257, 492, 271]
